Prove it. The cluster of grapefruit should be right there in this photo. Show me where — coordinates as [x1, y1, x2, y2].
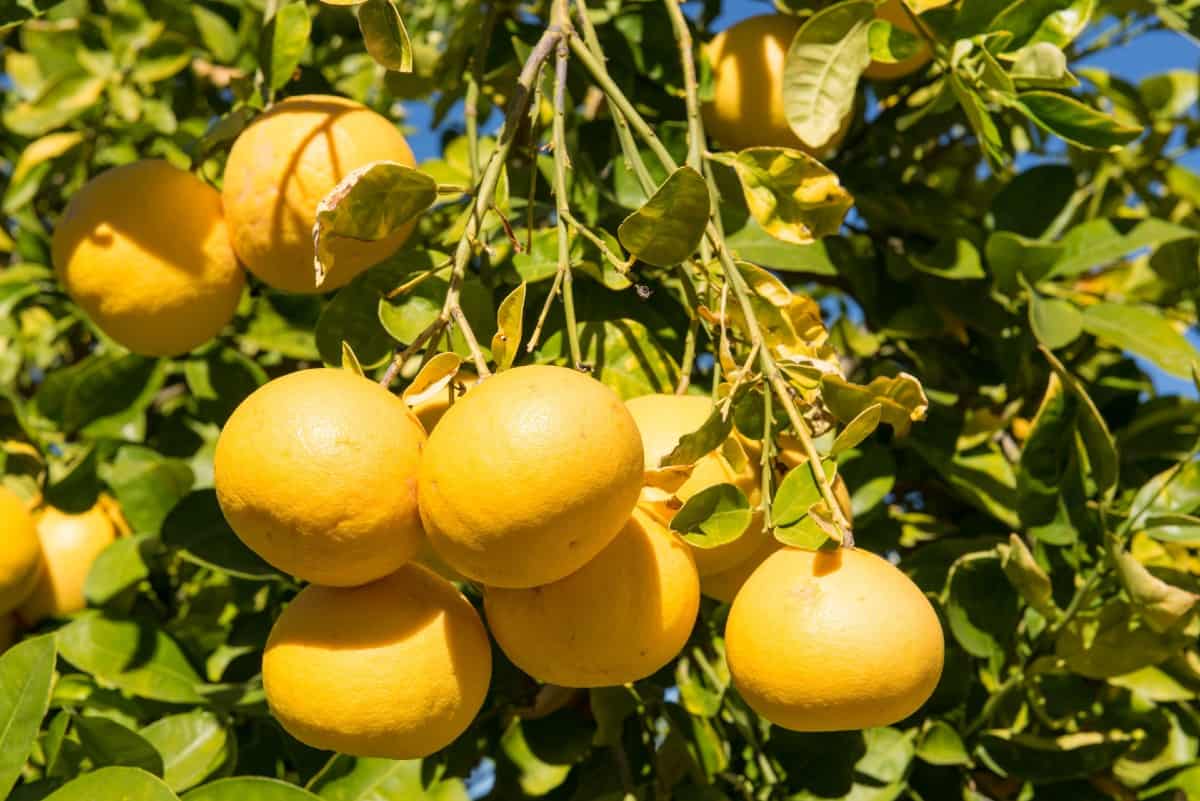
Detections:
[211, 364, 943, 759]
[0, 488, 127, 646]
[51, 94, 418, 357]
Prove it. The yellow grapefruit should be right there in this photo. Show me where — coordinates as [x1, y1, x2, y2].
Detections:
[222, 95, 418, 293]
[726, 547, 944, 731]
[51, 160, 244, 356]
[418, 365, 644, 588]
[214, 368, 427, 587]
[263, 564, 492, 758]
[0, 487, 40, 616]
[18, 503, 118, 624]
[485, 509, 699, 687]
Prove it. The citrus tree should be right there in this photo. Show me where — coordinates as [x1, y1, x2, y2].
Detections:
[2, 0, 1200, 799]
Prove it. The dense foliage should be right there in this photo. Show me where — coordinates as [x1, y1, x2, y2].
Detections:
[2, 0, 1200, 799]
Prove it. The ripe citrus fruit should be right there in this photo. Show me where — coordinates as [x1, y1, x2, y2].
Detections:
[626, 394, 769, 576]
[215, 368, 427, 587]
[263, 563, 492, 758]
[419, 365, 644, 588]
[703, 14, 851, 153]
[18, 503, 119, 624]
[0, 487, 40, 616]
[51, 160, 244, 357]
[726, 547, 944, 731]
[863, 0, 932, 81]
[222, 95, 418, 293]
[485, 509, 699, 687]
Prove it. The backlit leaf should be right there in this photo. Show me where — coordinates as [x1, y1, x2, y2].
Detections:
[491, 282, 527, 371]
[713, 148, 853, 245]
[313, 161, 437, 287]
[782, 0, 873, 149]
[357, 0, 412, 72]
[669, 483, 753, 549]
[617, 166, 710, 267]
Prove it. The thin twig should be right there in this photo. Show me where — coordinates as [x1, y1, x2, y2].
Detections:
[551, 0, 585, 369]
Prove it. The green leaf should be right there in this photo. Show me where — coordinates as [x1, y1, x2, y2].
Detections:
[10, 131, 85, 185]
[782, 0, 873, 149]
[908, 237, 986, 279]
[1051, 217, 1198, 278]
[1009, 42, 1075, 88]
[161, 491, 277, 581]
[491, 282, 527, 371]
[56, 615, 205, 704]
[951, 75, 1005, 167]
[979, 731, 1133, 784]
[538, 319, 678, 400]
[1081, 302, 1198, 379]
[669, 483, 753, 549]
[988, 0, 1076, 50]
[499, 719, 572, 796]
[262, 1, 312, 91]
[102, 446, 193, 535]
[2, 75, 107, 138]
[1016, 372, 1076, 531]
[184, 348, 268, 424]
[357, 0, 412, 72]
[380, 276, 495, 360]
[944, 552, 1022, 659]
[617, 166, 710, 267]
[84, 535, 154, 606]
[820, 372, 928, 437]
[34, 354, 167, 437]
[1039, 346, 1118, 498]
[660, 407, 732, 468]
[340, 341, 365, 376]
[316, 250, 449, 369]
[314, 162, 437, 287]
[773, 459, 838, 526]
[1112, 549, 1198, 634]
[1018, 91, 1142, 150]
[867, 18, 923, 63]
[986, 231, 1062, 293]
[996, 534, 1057, 618]
[830, 403, 881, 456]
[140, 711, 234, 793]
[312, 756, 466, 800]
[191, 6, 240, 63]
[713, 148, 853, 245]
[75, 717, 164, 776]
[1143, 514, 1200, 545]
[0, 635, 57, 799]
[916, 721, 970, 766]
[992, 164, 1077, 237]
[725, 222, 840, 275]
[184, 778, 321, 801]
[1028, 293, 1082, 349]
[44, 767, 179, 801]
[1056, 600, 1184, 678]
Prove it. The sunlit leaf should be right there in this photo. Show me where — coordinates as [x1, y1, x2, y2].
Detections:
[0, 636, 56, 799]
[357, 0, 413, 72]
[617, 166, 710, 267]
[1081, 302, 1198, 379]
[712, 148, 853, 245]
[669, 483, 753, 549]
[313, 161, 437, 287]
[820, 372, 928, 437]
[1028, 293, 1082, 349]
[491, 282, 527, 371]
[1018, 91, 1142, 150]
[782, 0, 873, 148]
[261, 2, 311, 91]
